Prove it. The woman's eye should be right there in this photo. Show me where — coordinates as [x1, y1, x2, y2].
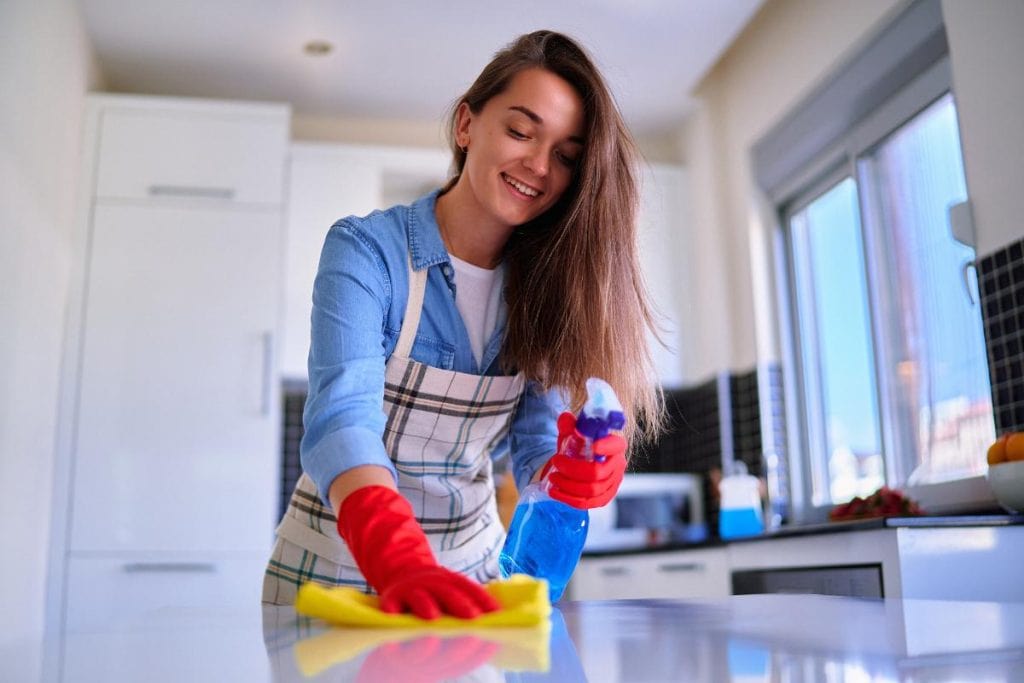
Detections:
[555, 150, 578, 168]
[507, 127, 528, 140]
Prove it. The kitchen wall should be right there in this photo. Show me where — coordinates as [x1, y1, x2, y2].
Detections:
[677, 0, 1024, 381]
[0, 0, 105, 676]
[292, 113, 447, 149]
[676, 0, 904, 381]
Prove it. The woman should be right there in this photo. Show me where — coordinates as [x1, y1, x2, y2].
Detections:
[263, 30, 663, 619]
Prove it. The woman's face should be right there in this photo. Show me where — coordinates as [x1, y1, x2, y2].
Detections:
[457, 67, 585, 228]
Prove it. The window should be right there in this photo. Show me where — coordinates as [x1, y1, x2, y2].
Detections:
[857, 94, 993, 489]
[785, 93, 993, 509]
[789, 177, 884, 505]
[752, 1, 996, 519]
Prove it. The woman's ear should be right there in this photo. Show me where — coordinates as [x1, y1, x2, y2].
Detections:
[454, 102, 472, 149]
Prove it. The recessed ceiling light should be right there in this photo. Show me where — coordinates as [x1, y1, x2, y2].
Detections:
[303, 40, 334, 57]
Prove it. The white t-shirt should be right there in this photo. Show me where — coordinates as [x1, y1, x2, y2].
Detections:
[449, 254, 505, 367]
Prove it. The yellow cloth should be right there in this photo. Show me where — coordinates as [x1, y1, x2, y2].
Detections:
[292, 574, 552, 677]
[294, 573, 550, 628]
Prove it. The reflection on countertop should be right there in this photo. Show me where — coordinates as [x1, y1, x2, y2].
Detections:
[25, 593, 1024, 682]
[270, 595, 1024, 682]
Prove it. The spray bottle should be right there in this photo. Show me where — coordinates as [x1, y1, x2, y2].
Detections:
[499, 377, 625, 602]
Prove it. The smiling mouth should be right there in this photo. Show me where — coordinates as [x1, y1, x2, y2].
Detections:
[502, 173, 541, 198]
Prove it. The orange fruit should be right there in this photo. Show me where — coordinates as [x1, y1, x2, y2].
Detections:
[988, 434, 1010, 465]
[1006, 433, 1024, 462]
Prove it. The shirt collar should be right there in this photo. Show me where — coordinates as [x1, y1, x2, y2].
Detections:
[407, 189, 450, 271]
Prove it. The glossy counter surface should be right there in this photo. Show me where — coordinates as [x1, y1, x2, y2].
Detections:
[18, 594, 1024, 682]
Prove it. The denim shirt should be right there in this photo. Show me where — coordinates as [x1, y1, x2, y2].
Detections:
[300, 190, 566, 504]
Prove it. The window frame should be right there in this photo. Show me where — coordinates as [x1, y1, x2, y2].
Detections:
[775, 55, 994, 521]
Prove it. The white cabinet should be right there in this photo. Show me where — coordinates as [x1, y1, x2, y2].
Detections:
[94, 103, 287, 205]
[55, 95, 289, 634]
[64, 552, 268, 632]
[71, 204, 281, 553]
[727, 525, 1024, 601]
[570, 547, 730, 601]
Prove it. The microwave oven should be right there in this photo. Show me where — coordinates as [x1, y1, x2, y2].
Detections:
[584, 473, 707, 552]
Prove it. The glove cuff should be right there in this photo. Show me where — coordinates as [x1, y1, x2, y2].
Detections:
[336, 485, 436, 591]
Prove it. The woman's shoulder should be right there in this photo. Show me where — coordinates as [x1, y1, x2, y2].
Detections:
[327, 191, 439, 257]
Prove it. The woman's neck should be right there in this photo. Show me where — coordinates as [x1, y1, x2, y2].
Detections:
[435, 179, 513, 270]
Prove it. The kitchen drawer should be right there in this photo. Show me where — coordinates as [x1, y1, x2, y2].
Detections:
[62, 626, 271, 683]
[571, 548, 729, 601]
[64, 552, 267, 632]
[94, 106, 287, 205]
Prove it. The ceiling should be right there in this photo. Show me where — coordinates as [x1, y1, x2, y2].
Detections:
[78, 0, 764, 138]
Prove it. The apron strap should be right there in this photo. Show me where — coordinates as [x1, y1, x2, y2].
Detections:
[394, 252, 428, 358]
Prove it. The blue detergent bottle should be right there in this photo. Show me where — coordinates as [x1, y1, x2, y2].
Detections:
[718, 462, 765, 539]
[499, 377, 625, 602]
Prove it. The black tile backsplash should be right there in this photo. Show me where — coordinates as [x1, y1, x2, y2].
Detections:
[631, 378, 722, 474]
[631, 377, 724, 533]
[730, 370, 763, 477]
[630, 366, 787, 536]
[279, 380, 308, 521]
[979, 236, 1024, 434]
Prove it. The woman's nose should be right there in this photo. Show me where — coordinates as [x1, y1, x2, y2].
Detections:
[523, 148, 548, 177]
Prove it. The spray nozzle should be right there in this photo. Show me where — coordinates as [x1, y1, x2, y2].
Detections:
[575, 377, 625, 440]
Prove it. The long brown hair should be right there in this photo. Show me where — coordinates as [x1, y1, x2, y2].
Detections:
[444, 30, 664, 450]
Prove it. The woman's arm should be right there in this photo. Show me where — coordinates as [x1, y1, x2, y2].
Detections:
[326, 464, 396, 512]
[300, 219, 397, 505]
[507, 380, 567, 490]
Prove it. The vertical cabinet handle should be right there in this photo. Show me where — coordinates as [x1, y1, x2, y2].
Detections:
[260, 332, 273, 416]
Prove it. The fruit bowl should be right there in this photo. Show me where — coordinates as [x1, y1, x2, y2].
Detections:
[986, 460, 1024, 514]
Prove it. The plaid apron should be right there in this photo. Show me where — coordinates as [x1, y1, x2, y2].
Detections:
[263, 250, 525, 605]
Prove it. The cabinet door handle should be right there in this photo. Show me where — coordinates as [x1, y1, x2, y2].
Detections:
[600, 566, 630, 577]
[260, 331, 273, 416]
[148, 185, 235, 200]
[122, 562, 217, 574]
[658, 562, 704, 573]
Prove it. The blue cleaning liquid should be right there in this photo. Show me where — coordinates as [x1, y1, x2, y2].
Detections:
[499, 494, 588, 603]
[719, 507, 764, 539]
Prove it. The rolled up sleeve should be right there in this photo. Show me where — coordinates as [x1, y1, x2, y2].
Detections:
[300, 220, 397, 506]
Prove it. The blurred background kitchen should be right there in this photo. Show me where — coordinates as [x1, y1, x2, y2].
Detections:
[3, 1, 1023, 681]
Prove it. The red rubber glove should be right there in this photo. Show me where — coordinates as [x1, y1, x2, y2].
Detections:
[544, 411, 628, 509]
[336, 485, 500, 620]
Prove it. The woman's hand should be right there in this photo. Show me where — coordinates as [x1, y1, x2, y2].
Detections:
[544, 411, 627, 509]
[336, 485, 500, 620]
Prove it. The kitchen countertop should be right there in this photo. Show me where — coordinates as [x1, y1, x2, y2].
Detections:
[583, 513, 1024, 557]
[23, 594, 1024, 682]
[739, 512, 1024, 540]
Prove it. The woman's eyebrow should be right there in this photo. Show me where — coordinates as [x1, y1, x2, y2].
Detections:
[508, 105, 584, 144]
